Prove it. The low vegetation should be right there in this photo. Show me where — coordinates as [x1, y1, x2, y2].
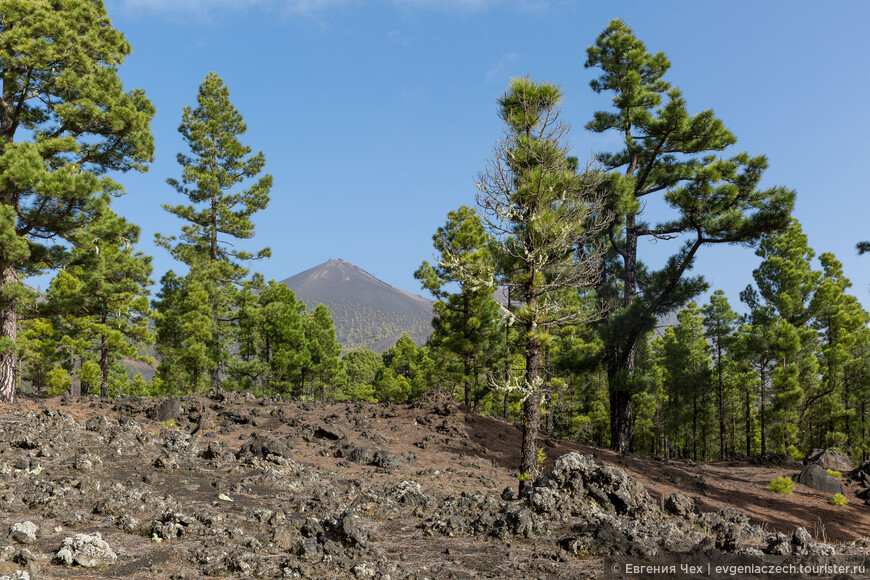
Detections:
[768, 476, 795, 495]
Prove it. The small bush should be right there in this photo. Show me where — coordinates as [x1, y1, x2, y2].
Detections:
[768, 476, 795, 495]
[831, 493, 848, 506]
[826, 469, 842, 478]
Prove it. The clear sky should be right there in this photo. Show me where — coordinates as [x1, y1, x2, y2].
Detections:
[96, 0, 870, 315]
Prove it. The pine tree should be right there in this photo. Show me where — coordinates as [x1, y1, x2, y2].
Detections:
[702, 290, 738, 459]
[341, 349, 382, 402]
[810, 253, 870, 452]
[156, 73, 271, 391]
[415, 205, 502, 409]
[0, 0, 154, 401]
[476, 77, 607, 488]
[584, 19, 794, 452]
[305, 303, 342, 402]
[48, 208, 154, 397]
[152, 272, 214, 394]
[374, 335, 433, 403]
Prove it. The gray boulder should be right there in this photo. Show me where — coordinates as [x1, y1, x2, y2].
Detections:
[806, 449, 854, 472]
[237, 433, 292, 460]
[150, 398, 184, 423]
[664, 492, 695, 518]
[55, 532, 117, 568]
[9, 522, 38, 545]
[794, 464, 844, 494]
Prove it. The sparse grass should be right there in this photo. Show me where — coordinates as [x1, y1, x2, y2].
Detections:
[826, 469, 842, 478]
[831, 493, 848, 506]
[160, 419, 177, 430]
[768, 476, 795, 495]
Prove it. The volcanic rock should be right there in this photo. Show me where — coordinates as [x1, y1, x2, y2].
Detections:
[794, 464, 844, 494]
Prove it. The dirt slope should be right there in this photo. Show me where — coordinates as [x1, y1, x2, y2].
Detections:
[0, 392, 863, 579]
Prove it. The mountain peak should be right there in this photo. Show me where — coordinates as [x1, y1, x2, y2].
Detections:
[280, 260, 433, 353]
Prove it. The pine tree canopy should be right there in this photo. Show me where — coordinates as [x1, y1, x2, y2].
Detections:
[0, 0, 154, 402]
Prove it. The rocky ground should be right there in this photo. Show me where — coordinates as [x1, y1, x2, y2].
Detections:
[0, 391, 865, 579]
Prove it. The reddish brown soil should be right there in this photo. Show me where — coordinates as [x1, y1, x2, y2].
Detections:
[0, 392, 865, 579]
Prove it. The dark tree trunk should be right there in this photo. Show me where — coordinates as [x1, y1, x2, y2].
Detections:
[760, 367, 767, 457]
[463, 354, 471, 409]
[0, 266, 17, 402]
[504, 290, 511, 422]
[519, 295, 541, 495]
[609, 387, 633, 455]
[745, 387, 751, 457]
[100, 312, 110, 398]
[717, 343, 726, 460]
[544, 349, 553, 436]
[70, 356, 81, 397]
[608, 346, 634, 454]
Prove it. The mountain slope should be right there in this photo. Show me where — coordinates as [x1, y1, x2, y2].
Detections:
[280, 259, 433, 353]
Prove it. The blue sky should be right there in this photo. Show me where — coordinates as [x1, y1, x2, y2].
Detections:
[96, 0, 870, 314]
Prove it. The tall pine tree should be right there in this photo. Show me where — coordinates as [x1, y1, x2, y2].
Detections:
[476, 77, 607, 487]
[585, 19, 794, 452]
[415, 205, 502, 409]
[0, 0, 154, 401]
[155, 73, 271, 391]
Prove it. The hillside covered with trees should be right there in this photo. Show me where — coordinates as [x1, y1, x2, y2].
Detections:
[1, 2, 869, 497]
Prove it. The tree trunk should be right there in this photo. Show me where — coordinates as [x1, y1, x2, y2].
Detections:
[544, 349, 553, 436]
[519, 297, 540, 495]
[608, 348, 634, 454]
[745, 386, 751, 457]
[100, 313, 110, 398]
[0, 266, 17, 402]
[760, 367, 767, 457]
[607, 214, 638, 454]
[609, 387, 633, 454]
[70, 356, 81, 397]
[717, 343, 726, 460]
[463, 353, 471, 409]
[504, 291, 511, 422]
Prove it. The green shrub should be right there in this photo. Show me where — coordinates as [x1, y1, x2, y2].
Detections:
[831, 493, 848, 506]
[768, 476, 795, 495]
[827, 469, 842, 478]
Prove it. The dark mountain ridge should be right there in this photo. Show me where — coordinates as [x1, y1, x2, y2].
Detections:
[280, 259, 433, 353]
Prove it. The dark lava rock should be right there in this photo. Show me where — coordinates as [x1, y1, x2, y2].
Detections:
[794, 464, 844, 494]
[84, 415, 111, 433]
[766, 532, 791, 555]
[851, 461, 870, 486]
[237, 433, 292, 460]
[345, 446, 372, 465]
[664, 492, 695, 518]
[372, 450, 403, 471]
[220, 409, 256, 425]
[311, 422, 350, 441]
[806, 449, 854, 472]
[754, 453, 802, 469]
[150, 398, 185, 423]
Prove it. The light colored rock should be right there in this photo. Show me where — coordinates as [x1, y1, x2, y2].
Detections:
[55, 532, 117, 568]
[9, 522, 37, 545]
